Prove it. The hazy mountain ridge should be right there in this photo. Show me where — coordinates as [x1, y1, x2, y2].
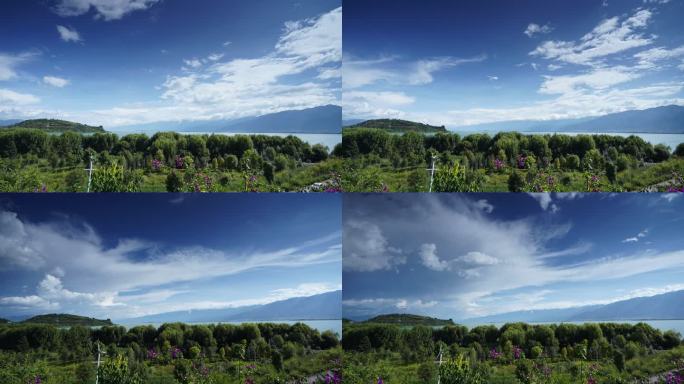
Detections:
[450, 105, 684, 134]
[1, 119, 105, 133]
[115, 105, 341, 134]
[466, 290, 684, 324]
[118, 290, 342, 324]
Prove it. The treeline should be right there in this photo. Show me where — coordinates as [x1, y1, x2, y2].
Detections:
[0, 322, 339, 363]
[0, 129, 330, 170]
[338, 128, 684, 171]
[343, 322, 682, 363]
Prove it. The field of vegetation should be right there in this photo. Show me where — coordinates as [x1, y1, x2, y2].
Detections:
[0, 129, 341, 192]
[338, 128, 684, 192]
[0, 321, 341, 384]
[342, 319, 684, 383]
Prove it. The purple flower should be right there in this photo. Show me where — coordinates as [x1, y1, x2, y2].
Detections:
[513, 346, 523, 359]
[494, 158, 505, 170]
[34, 376, 41, 384]
[175, 156, 184, 169]
[152, 159, 162, 171]
[377, 378, 384, 384]
[489, 348, 502, 360]
[517, 155, 527, 169]
[146, 349, 158, 360]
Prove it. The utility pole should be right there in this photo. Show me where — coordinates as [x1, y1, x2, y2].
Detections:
[95, 341, 103, 384]
[85, 155, 95, 192]
[437, 344, 443, 384]
[428, 154, 437, 192]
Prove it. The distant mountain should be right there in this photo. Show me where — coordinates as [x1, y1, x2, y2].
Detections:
[120, 291, 342, 324]
[21, 314, 113, 326]
[347, 119, 448, 133]
[0, 318, 10, 324]
[451, 105, 684, 134]
[0, 119, 22, 127]
[342, 119, 365, 127]
[364, 314, 455, 326]
[466, 290, 684, 324]
[115, 105, 341, 134]
[228, 290, 341, 321]
[3, 119, 105, 133]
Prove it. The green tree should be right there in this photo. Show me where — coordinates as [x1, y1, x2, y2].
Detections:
[98, 356, 142, 384]
[508, 170, 525, 192]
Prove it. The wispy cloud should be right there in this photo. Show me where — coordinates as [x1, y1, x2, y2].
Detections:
[56, 25, 82, 43]
[53, 0, 160, 21]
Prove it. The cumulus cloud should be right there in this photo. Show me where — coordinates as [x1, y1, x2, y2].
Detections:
[0, 89, 40, 105]
[531, 9, 653, 66]
[53, 0, 159, 21]
[419, 244, 450, 271]
[343, 220, 405, 272]
[56, 25, 81, 42]
[43, 76, 69, 87]
[528, 193, 559, 213]
[0, 51, 38, 81]
[524, 23, 553, 38]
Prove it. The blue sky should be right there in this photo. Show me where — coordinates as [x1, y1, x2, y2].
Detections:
[343, 0, 684, 127]
[0, 0, 341, 127]
[0, 194, 341, 320]
[342, 193, 684, 320]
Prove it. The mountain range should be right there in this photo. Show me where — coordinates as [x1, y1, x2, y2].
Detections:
[465, 290, 684, 324]
[451, 105, 684, 134]
[113, 105, 341, 134]
[117, 290, 342, 324]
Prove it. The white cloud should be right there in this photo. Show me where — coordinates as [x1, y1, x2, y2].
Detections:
[0, 209, 339, 303]
[54, 0, 159, 21]
[0, 51, 37, 81]
[524, 23, 553, 38]
[635, 46, 684, 69]
[528, 193, 560, 212]
[343, 220, 405, 272]
[43, 76, 69, 88]
[531, 10, 653, 66]
[0, 89, 40, 105]
[0, 295, 58, 310]
[223, 41, 232, 47]
[64, 7, 341, 127]
[473, 199, 494, 213]
[420, 243, 450, 271]
[207, 53, 224, 62]
[623, 229, 648, 243]
[661, 193, 682, 202]
[342, 90, 415, 119]
[183, 58, 202, 68]
[458, 251, 500, 266]
[539, 67, 639, 95]
[343, 55, 486, 89]
[488, 75, 499, 81]
[56, 25, 81, 42]
[643, 0, 671, 3]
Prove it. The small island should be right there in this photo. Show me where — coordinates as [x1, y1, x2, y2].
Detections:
[364, 313, 455, 326]
[4, 119, 105, 133]
[21, 314, 113, 327]
[345, 118, 448, 133]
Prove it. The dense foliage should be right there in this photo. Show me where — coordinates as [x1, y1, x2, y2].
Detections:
[343, 321, 684, 383]
[0, 129, 338, 192]
[337, 128, 684, 192]
[0, 322, 341, 383]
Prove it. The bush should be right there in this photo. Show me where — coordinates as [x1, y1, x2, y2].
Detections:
[440, 354, 486, 384]
[508, 170, 525, 192]
[165, 171, 183, 192]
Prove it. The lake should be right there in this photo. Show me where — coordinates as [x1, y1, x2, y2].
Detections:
[118, 319, 342, 337]
[111, 130, 341, 150]
[452, 131, 684, 151]
[461, 320, 684, 336]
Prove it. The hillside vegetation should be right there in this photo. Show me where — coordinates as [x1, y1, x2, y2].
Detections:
[5, 119, 105, 133]
[365, 314, 455, 327]
[20, 314, 113, 327]
[346, 119, 447, 133]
